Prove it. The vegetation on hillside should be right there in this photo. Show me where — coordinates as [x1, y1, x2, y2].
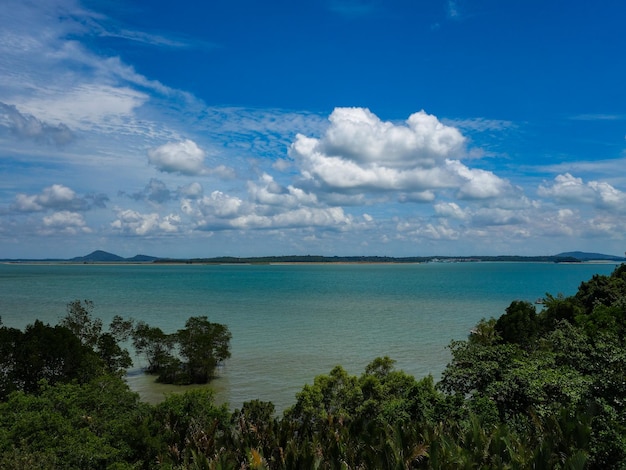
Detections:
[1, 265, 626, 468]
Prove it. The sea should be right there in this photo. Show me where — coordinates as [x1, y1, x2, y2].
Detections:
[0, 261, 619, 412]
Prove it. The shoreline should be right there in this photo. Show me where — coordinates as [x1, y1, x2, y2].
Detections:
[3, 260, 623, 266]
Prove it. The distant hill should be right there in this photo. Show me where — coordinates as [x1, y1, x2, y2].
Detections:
[126, 254, 159, 262]
[71, 250, 125, 262]
[556, 251, 626, 262]
[70, 250, 158, 263]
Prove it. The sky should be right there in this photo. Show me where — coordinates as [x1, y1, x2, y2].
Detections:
[0, 0, 625, 259]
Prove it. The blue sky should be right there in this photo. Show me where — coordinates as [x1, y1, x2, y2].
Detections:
[1, 0, 625, 258]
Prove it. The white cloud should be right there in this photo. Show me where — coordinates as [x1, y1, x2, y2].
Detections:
[248, 174, 318, 209]
[289, 108, 512, 200]
[228, 207, 353, 231]
[471, 207, 530, 226]
[41, 211, 91, 235]
[198, 191, 245, 219]
[538, 173, 626, 211]
[12, 184, 84, 212]
[319, 108, 465, 169]
[451, 161, 513, 200]
[111, 209, 180, 236]
[147, 140, 236, 178]
[397, 219, 460, 241]
[179, 182, 204, 199]
[434, 202, 467, 220]
[148, 140, 207, 175]
[17, 85, 149, 133]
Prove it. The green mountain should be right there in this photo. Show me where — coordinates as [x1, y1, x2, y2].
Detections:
[556, 251, 626, 261]
[70, 250, 158, 262]
[71, 250, 125, 262]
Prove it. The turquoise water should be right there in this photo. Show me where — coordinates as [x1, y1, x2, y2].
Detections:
[0, 262, 618, 411]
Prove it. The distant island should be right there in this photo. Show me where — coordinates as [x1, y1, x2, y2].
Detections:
[2, 250, 625, 264]
[0, 250, 159, 263]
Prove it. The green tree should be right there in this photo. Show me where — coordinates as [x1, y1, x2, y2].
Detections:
[131, 321, 176, 374]
[495, 300, 539, 347]
[0, 374, 154, 469]
[60, 299, 103, 348]
[539, 293, 583, 332]
[150, 388, 230, 467]
[175, 316, 232, 384]
[60, 299, 133, 375]
[0, 320, 101, 399]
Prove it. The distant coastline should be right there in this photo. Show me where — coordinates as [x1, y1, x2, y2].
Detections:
[2, 250, 625, 265]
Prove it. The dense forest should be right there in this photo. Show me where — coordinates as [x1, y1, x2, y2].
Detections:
[1, 264, 626, 468]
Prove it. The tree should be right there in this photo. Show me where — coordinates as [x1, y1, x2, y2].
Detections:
[495, 300, 539, 347]
[175, 316, 232, 384]
[0, 374, 154, 469]
[60, 300, 133, 375]
[131, 316, 232, 385]
[150, 389, 230, 466]
[60, 299, 102, 348]
[131, 321, 176, 374]
[0, 320, 101, 399]
[96, 332, 132, 373]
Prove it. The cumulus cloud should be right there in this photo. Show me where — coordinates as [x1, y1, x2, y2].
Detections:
[289, 107, 512, 200]
[247, 174, 319, 209]
[397, 219, 460, 241]
[451, 161, 513, 199]
[538, 173, 626, 211]
[0, 102, 73, 145]
[179, 182, 204, 199]
[197, 191, 245, 219]
[259, 207, 349, 229]
[210, 206, 353, 231]
[147, 140, 234, 178]
[320, 108, 465, 169]
[111, 209, 181, 236]
[182, 174, 354, 232]
[41, 211, 91, 235]
[434, 202, 468, 220]
[11, 184, 106, 213]
[148, 140, 206, 175]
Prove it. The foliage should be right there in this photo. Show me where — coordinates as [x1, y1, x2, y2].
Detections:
[150, 388, 230, 467]
[0, 374, 154, 469]
[132, 321, 176, 374]
[60, 299, 133, 374]
[494, 300, 539, 346]
[0, 320, 102, 400]
[132, 316, 232, 385]
[175, 316, 232, 384]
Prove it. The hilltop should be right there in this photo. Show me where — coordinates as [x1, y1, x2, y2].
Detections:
[555, 251, 626, 262]
[70, 250, 159, 263]
[0, 250, 158, 263]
